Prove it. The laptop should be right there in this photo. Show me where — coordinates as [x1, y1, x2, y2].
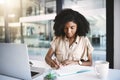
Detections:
[0, 43, 45, 80]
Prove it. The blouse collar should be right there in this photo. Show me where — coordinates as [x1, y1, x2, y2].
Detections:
[64, 35, 80, 44]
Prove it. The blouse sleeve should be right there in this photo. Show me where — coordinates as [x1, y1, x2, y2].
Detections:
[86, 37, 94, 54]
[50, 36, 57, 52]
[81, 36, 94, 61]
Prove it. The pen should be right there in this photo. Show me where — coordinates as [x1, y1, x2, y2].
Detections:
[58, 70, 91, 77]
[76, 70, 91, 73]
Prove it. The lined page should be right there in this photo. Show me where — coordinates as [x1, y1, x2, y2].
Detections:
[54, 65, 92, 76]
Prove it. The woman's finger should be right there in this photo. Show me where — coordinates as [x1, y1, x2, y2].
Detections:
[51, 60, 60, 69]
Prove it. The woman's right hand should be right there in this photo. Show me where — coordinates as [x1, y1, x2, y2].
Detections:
[45, 48, 62, 69]
[50, 59, 61, 69]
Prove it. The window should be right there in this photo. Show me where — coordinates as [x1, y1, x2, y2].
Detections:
[21, 20, 54, 60]
[63, 0, 106, 62]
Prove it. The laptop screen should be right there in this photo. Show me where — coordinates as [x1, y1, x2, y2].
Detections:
[0, 43, 32, 80]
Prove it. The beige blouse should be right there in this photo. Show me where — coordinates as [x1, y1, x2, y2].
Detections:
[50, 36, 94, 63]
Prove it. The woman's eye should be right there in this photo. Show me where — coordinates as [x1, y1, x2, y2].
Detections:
[71, 26, 74, 29]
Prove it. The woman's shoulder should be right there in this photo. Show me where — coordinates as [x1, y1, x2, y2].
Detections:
[78, 36, 90, 43]
[78, 36, 88, 39]
[53, 36, 63, 39]
[52, 36, 63, 42]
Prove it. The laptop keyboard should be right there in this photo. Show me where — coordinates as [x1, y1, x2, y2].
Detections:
[31, 71, 39, 76]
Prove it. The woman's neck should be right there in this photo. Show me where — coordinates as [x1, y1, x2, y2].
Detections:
[68, 35, 76, 47]
[67, 35, 76, 41]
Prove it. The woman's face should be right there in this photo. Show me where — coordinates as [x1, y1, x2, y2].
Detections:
[64, 21, 77, 38]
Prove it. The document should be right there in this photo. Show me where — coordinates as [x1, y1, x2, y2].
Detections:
[54, 65, 92, 76]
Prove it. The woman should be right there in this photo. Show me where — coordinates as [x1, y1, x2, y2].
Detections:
[45, 9, 94, 69]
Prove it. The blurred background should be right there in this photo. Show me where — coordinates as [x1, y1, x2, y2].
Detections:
[0, 0, 106, 63]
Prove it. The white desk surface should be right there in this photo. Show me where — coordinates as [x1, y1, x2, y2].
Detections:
[0, 75, 21, 80]
[0, 60, 120, 80]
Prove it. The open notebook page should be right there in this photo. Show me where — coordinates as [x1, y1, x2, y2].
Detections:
[54, 65, 92, 76]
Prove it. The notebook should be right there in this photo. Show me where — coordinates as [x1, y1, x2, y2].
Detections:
[0, 43, 45, 80]
[54, 65, 92, 76]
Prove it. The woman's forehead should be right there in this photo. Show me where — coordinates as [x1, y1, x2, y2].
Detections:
[65, 21, 77, 26]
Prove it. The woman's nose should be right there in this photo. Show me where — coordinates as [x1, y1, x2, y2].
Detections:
[67, 29, 71, 33]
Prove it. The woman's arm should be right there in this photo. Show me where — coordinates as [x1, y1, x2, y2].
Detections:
[61, 53, 92, 66]
[45, 47, 60, 69]
[80, 53, 92, 66]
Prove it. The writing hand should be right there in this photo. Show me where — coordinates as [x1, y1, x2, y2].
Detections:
[50, 59, 61, 69]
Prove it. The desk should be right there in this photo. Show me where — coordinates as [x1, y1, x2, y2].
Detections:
[0, 60, 120, 80]
[0, 75, 20, 80]
[55, 69, 120, 80]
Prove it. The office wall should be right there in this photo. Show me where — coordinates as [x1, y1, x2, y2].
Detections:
[114, 0, 120, 69]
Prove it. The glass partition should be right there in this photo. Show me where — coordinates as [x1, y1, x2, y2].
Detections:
[22, 0, 56, 17]
[0, 0, 106, 62]
[63, 0, 106, 61]
[0, 26, 5, 42]
[0, 0, 21, 43]
[0, 17, 4, 42]
[21, 20, 54, 60]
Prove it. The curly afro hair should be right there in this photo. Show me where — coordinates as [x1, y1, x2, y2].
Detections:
[53, 8, 90, 37]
